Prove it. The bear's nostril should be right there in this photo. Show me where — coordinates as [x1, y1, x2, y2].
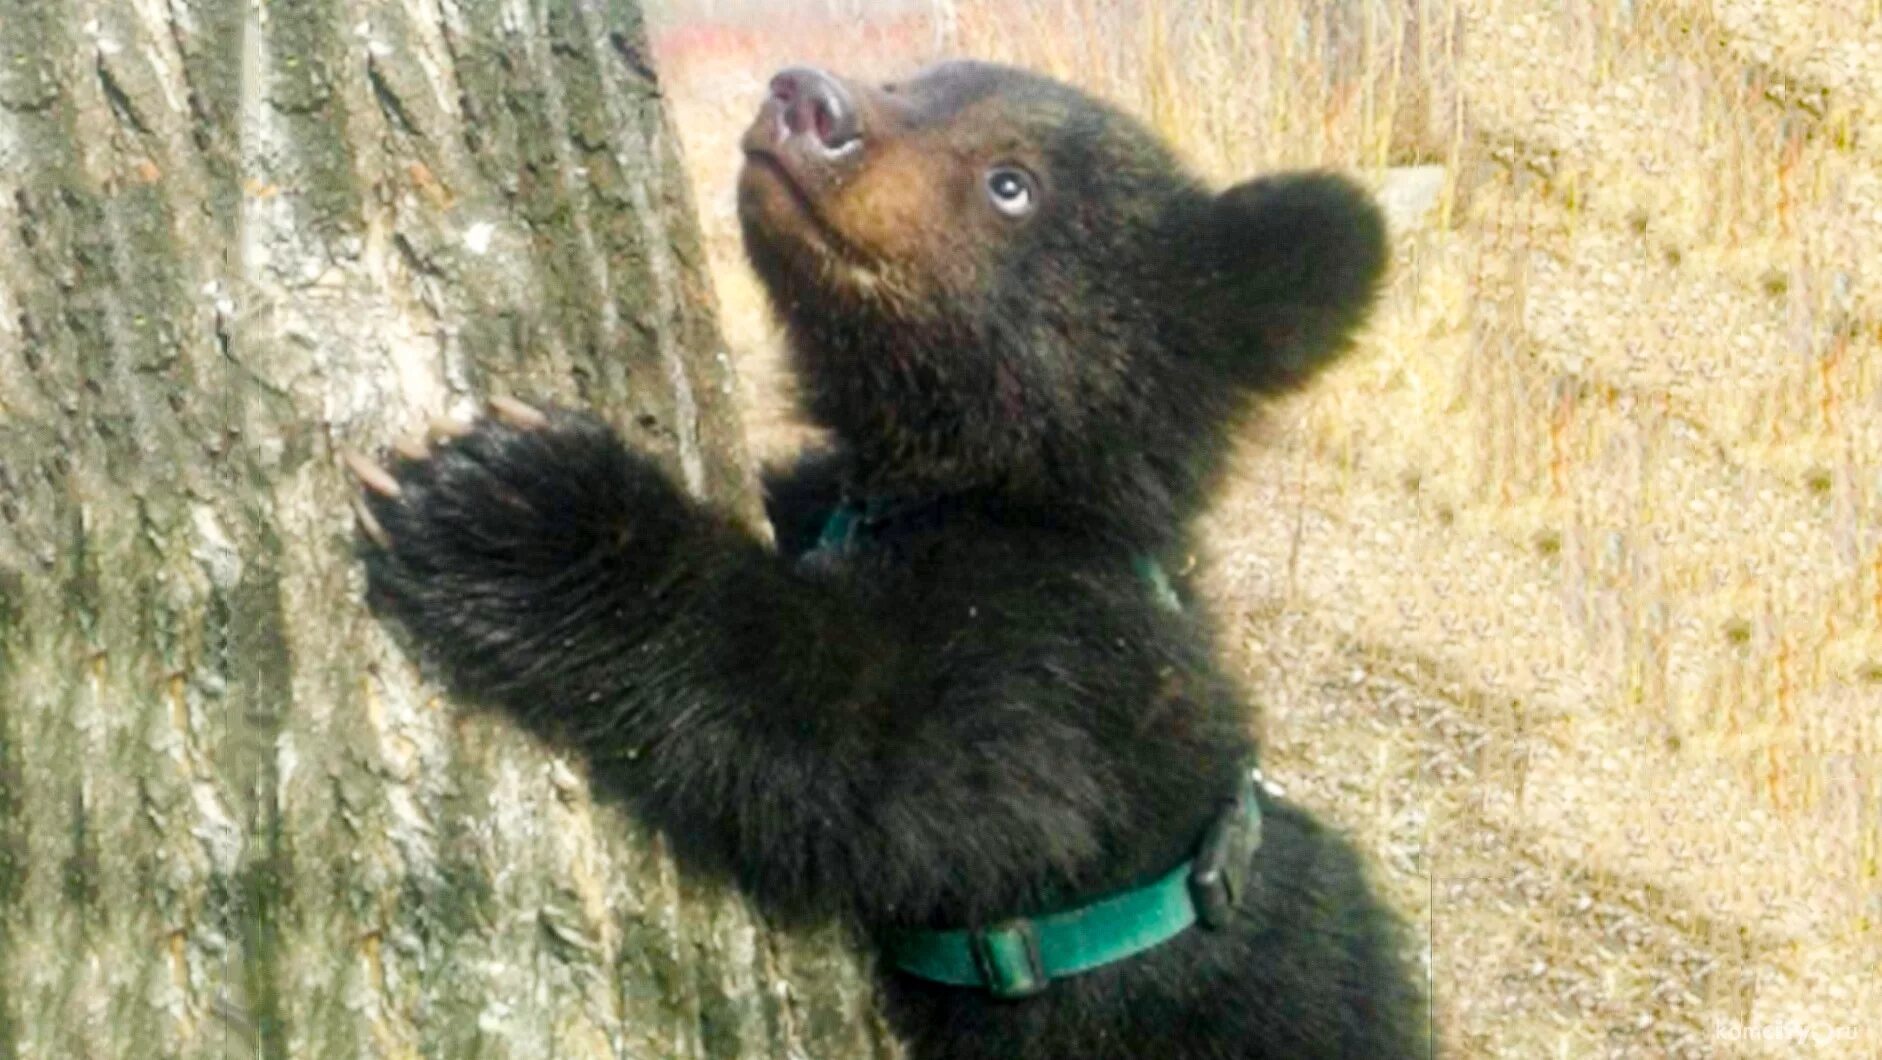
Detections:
[769, 67, 860, 154]
[806, 93, 857, 152]
[813, 101, 836, 146]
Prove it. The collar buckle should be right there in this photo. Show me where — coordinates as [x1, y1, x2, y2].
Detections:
[969, 919, 1048, 999]
[1188, 768, 1264, 930]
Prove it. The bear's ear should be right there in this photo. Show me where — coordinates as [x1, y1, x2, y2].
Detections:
[1177, 171, 1387, 393]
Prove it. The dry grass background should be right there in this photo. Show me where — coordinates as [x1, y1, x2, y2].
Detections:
[644, 1, 1881, 1055]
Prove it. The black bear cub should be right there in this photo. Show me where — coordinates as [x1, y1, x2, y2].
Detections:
[352, 61, 1427, 1059]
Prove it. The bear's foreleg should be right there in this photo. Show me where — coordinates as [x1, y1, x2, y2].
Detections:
[349, 400, 900, 915]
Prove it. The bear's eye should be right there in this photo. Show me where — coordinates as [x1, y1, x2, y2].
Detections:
[985, 166, 1038, 218]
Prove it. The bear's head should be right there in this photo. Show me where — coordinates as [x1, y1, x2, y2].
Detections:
[738, 61, 1385, 544]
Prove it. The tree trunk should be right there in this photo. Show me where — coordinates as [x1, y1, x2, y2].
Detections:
[0, 1, 896, 1056]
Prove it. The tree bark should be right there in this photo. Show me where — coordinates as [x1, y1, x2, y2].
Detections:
[0, 1, 896, 1056]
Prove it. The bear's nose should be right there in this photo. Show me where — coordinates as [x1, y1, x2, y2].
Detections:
[769, 67, 860, 154]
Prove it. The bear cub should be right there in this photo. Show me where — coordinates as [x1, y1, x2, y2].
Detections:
[352, 61, 1427, 1059]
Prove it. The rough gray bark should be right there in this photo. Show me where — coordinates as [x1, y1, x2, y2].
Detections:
[0, 1, 897, 1056]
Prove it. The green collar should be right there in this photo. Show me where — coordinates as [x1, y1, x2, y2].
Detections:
[814, 499, 867, 553]
[816, 501, 1185, 613]
[887, 766, 1264, 999]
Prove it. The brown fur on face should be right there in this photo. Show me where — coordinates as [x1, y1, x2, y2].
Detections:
[738, 67, 1060, 316]
[734, 62, 1219, 507]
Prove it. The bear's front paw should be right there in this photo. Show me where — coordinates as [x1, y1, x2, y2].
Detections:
[345, 398, 684, 646]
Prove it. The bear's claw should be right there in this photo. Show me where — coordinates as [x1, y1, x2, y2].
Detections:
[351, 494, 392, 548]
[391, 430, 430, 461]
[427, 415, 474, 443]
[341, 447, 402, 499]
[489, 395, 549, 430]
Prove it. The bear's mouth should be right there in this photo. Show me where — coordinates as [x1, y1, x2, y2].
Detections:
[739, 148, 874, 272]
[742, 150, 819, 220]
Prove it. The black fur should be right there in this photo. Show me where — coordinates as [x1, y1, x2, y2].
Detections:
[358, 61, 1425, 1059]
